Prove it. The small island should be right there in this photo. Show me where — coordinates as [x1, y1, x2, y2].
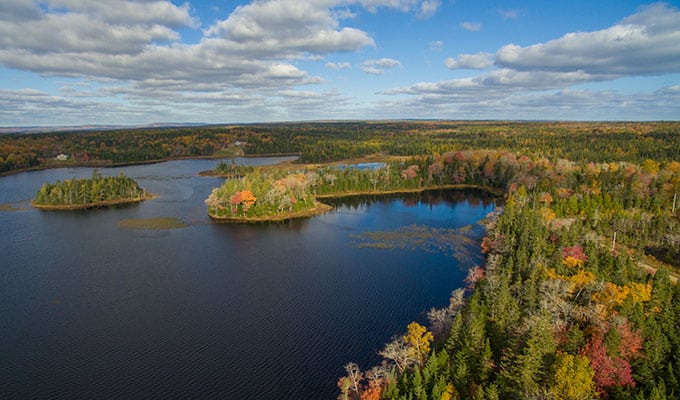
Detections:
[206, 169, 331, 222]
[32, 170, 153, 210]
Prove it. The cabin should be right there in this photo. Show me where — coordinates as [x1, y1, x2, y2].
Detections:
[56, 154, 69, 161]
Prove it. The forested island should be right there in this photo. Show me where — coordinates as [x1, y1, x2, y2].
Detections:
[205, 168, 332, 221]
[32, 170, 152, 210]
[3, 120, 680, 398]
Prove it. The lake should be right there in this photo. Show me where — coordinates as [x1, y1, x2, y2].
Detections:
[0, 157, 496, 399]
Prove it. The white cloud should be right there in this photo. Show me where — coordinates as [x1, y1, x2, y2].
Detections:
[0, 2, 191, 55]
[0, 0, 442, 106]
[460, 22, 481, 32]
[326, 61, 352, 70]
[46, 0, 198, 27]
[374, 85, 680, 121]
[362, 58, 402, 74]
[358, 0, 440, 17]
[0, 0, 376, 93]
[498, 8, 519, 20]
[429, 40, 443, 51]
[417, 0, 441, 19]
[204, 1, 374, 56]
[495, 3, 680, 77]
[384, 2, 680, 119]
[445, 53, 493, 69]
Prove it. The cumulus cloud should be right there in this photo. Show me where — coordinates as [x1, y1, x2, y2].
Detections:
[445, 53, 493, 69]
[0, 0, 382, 94]
[417, 0, 441, 19]
[0, 0, 441, 92]
[0, 1, 193, 55]
[495, 3, 680, 76]
[460, 22, 482, 32]
[361, 58, 402, 74]
[204, 0, 374, 55]
[386, 2, 680, 119]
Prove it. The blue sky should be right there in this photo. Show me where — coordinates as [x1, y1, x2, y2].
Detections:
[0, 0, 679, 126]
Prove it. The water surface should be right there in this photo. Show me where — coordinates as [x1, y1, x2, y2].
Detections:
[0, 158, 495, 399]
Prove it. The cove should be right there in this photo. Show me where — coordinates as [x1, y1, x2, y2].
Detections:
[0, 157, 496, 399]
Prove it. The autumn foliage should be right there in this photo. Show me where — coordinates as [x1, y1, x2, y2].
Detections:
[339, 144, 680, 399]
[580, 336, 635, 396]
[562, 246, 588, 268]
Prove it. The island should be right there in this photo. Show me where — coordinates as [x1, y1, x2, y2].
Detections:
[32, 170, 154, 210]
[205, 169, 332, 222]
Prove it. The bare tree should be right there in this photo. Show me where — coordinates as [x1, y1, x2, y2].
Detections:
[427, 307, 455, 340]
[344, 362, 363, 399]
[379, 337, 417, 374]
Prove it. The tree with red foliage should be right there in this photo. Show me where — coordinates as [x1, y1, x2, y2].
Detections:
[580, 336, 635, 396]
[562, 246, 588, 268]
[401, 165, 419, 179]
[465, 266, 485, 289]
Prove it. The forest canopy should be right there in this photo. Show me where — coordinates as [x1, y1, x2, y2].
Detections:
[2, 121, 680, 174]
[334, 149, 680, 400]
[32, 170, 151, 210]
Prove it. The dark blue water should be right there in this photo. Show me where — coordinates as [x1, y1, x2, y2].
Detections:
[0, 158, 496, 399]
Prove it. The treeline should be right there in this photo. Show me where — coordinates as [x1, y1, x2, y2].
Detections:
[337, 150, 680, 400]
[33, 170, 147, 208]
[0, 125, 240, 173]
[3, 121, 680, 174]
[241, 121, 680, 164]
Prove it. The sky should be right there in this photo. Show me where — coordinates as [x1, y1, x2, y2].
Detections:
[0, 0, 679, 126]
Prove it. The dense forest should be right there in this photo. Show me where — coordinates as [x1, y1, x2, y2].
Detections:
[335, 150, 680, 400]
[2, 121, 680, 174]
[33, 170, 149, 209]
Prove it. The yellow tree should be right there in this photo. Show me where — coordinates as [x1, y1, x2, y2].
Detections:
[403, 322, 434, 366]
[549, 352, 596, 400]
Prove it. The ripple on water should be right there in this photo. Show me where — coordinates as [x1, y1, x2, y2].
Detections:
[118, 217, 188, 230]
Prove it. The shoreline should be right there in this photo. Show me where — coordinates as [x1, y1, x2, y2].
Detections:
[208, 201, 332, 223]
[0, 153, 301, 178]
[208, 184, 503, 223]
[316, 184, 505, 199]
[31, 192, 156, 211]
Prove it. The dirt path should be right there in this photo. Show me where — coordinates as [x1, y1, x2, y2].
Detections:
[639, 258, 679, 284]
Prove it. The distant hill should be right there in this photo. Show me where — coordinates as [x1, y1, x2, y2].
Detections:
[0, 123, 207, 135]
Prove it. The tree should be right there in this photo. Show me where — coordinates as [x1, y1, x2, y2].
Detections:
[581, 335, 635, 396]
[343, 362, 363, 399]
[380, 336, 417, 374]
[549, 352, 596, 400]
[403, 322, 434, 366]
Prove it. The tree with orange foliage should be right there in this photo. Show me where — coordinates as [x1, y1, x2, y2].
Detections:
[229, 189, 257, 215]
[239, 190, 256, 212]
